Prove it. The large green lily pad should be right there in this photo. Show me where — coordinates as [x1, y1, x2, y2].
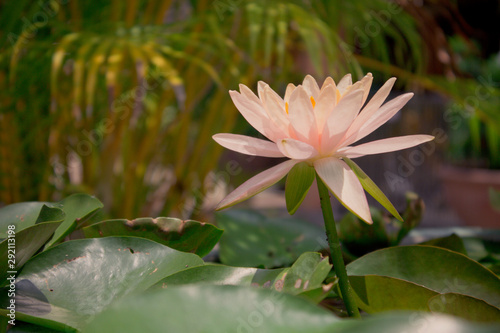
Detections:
[151, 252, 332, 302]
[347, 245, 500, 315]
[83, 217, 222, 257]
[82, 285, 340, 333]
[151, 264, 284, 288]
[349, 275, 438, 312]
[0, 237, 203, 331]
[428, 293, 500, 323]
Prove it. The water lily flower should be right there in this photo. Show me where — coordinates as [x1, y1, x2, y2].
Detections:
[213, 74, 434, 223]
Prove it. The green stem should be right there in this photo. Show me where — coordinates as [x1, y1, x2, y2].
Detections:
[316, 175, 361, 318]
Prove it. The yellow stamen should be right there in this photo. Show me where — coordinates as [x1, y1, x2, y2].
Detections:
[336, 89, 341, 102]
[285, 102, 289, 114]
[310, 96, 316, 108]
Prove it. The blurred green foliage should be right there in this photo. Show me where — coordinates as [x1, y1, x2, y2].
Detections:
[446, 36, 500, 169]
[0, 0, 450, 219]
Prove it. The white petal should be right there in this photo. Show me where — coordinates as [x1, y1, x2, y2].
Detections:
[230, 90, 282, 141]
[277, 138, 319, 160]
[321, 89, 364, 154]
[284, 83, 296, 103]
[321, 77, 336, 92]
[338, 135, 435, 158]
[336, 74, 352, 94]
[314, 85, 336, 132]
[288, 86, 318, 145]
[216, 160, 298, 210]
[314, 157, 372, 224]
[213, 133, 284, 157]
[347, 92, 414, 145]
[343, 77, 397, 144]
[302, 75, 320, 100]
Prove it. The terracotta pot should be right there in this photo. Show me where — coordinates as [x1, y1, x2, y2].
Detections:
[439, 165, 500, 228]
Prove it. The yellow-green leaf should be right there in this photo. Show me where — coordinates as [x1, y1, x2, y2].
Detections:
[285, 162, 315, 215]
[343, 157, 403, 221]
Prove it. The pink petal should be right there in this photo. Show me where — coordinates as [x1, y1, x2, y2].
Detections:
[216, 160, 298, 210]
[288, 86, 318, 144]
[230, 90, 282, 142]
[321, 89, 364, 154]
[257, 81, 269, 101]
[213, 133, 284, 157]
[321, 77, 336, 92]
[264, 87, 290, 137]
[239, 84, 263, 106]
[359, 73, 373, 105]
[284, 83, 296, 103]
[302, 75, 320, 100]
[277, 138, 319, 160]
[338, 135, 435, 158]
[314, 84, 336, 133]
[336, 74, 352, 94]
[314, 157, 372, 224]
[259, 81, 285, 109]
[342, 73, 373, 105]
[343, 77, 397, 144]
[347, 92, 414, 145]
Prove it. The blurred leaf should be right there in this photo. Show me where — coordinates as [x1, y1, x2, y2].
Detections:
[344, 157, 402, 221]
[300, 284, 335, 304]
[463, 237, 500, 262]
[83, 217, 223, 257]
[331, 312, 500, 333]
[490, 188, 500, 212]
[6, 322, 62, 333]
[339, 208, 390, 258]
[394, 192, 424, 244]
[421, 234, 468, 255]
[0, 206, 64, 285]
[217, 210, 325, 268]
[82, 285, 340, 333]
[285, 162, 315, 215]
[429, 293, 500, 323]
[347, 245, 500, 310]
[0, 237, 203, 331]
